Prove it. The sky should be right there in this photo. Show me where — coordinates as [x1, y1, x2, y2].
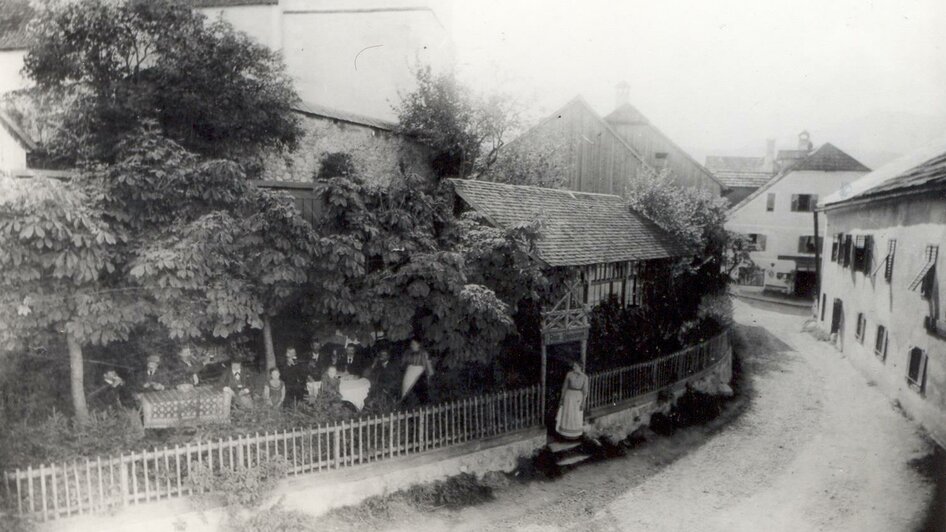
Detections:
[448, 0, 946, 168]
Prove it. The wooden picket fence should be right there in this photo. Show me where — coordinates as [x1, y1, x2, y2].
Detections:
[1, 330, 731, 523]
[587, 331, 731, 411]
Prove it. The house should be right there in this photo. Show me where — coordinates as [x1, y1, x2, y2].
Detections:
[0, 0, 453, 122]
[449, 177, 686, 408]
[726, 134, 870, 295]
[510, 84, 724, 197]
[705, 139, 778, 206]
[818, 137, 946, 446]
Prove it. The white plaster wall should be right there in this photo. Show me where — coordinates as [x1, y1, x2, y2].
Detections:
[727, 170, 868, 268]
[819, 196, 946, 445]
[0, 50, 28, 95]
[0, 123, 28, 173]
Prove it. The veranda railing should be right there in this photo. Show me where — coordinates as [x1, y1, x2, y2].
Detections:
[1, 329, 731, 522]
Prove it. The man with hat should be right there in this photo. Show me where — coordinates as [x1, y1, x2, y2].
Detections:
[219, 356, 253, 408]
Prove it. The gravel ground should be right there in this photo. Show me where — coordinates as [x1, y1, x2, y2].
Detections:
[345, 299, 934, 532]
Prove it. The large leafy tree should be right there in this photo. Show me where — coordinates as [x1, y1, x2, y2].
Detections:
[0, 0, 303, 422]
[0, 176, 145, 424]
[17, 0, 300, 167]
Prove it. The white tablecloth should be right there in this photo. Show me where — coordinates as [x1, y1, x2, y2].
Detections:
[306, 376, 370, 410]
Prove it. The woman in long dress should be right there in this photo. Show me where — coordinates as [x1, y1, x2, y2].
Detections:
[556, 361, 589, 440]
[401, 339, 435, 400]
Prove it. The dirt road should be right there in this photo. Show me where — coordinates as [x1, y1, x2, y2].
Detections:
[365, 299, 935, 531]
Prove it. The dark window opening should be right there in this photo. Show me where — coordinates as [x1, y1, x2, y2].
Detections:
[766, 193, 775, 212]
[855, 313, 866, 343]
[790, 193, 818, 212]
[907, 347, 928, 394]
[798, 235, 823, 254]
[874, 325, 888, 360]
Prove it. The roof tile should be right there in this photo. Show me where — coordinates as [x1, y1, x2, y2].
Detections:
[449, 179, 685, 267]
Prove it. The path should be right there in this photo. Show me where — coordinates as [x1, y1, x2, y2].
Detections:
[352, 299, 934, 531]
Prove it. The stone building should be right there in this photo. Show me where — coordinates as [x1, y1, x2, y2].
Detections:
[818, 138, 946, 445]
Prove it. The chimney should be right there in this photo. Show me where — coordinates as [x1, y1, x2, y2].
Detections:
[763, 138, 776, 173]
[798, 130, 812, 152]
[615, 81, 630, 109]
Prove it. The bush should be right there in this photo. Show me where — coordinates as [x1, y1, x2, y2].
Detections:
[188, 456, 289, 509]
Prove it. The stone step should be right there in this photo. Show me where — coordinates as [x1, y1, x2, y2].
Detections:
[556, 453, 591, 466]
[547, 441, 581, 454]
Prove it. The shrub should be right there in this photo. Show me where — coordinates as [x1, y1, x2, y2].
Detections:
[188, 456, 289, 509]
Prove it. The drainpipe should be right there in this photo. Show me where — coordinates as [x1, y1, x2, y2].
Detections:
[813, 210, 821, 301]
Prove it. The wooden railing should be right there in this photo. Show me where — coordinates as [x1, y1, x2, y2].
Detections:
[1, 329, 731, 523]
[2, 386, 542, 522]
[587, 331, 731, 412]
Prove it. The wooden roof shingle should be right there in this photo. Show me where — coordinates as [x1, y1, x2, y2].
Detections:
[449, 179, 685, 267]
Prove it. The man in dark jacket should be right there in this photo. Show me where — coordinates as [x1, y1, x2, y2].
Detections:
[280, 347, 307, 404]
[219, 359, 253, 407]
[338, 343, 368, 376]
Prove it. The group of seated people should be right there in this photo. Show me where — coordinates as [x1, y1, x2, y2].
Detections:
[93, 338, 436, 415]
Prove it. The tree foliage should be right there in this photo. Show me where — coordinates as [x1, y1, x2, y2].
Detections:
[394, 67, 520, 179]
[19, 0, 300, 166]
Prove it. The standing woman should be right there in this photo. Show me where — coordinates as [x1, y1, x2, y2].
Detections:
[556, 361, 589, 440]
[401, 339, 435, 401]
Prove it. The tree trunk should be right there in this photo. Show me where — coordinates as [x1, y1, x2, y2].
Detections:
[263, 315, 276, 371]
[66, 331, 90, 426]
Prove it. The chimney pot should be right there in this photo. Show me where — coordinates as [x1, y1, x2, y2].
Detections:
[615, 81, 630, 109]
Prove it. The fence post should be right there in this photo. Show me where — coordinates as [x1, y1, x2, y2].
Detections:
[333, 422, 342, 469]
[118, 456, 129, 509]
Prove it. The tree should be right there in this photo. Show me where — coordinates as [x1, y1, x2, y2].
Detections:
[394, 66, 520, 179]
[480, 129, 569, 189]
[0, 175, 144, 425]
[19, 0, 301, 167]
[131, 188, 320, 370]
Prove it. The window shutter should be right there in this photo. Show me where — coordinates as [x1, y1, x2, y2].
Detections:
[758, 234, 767, 251]
[791, 195, 799, 211]
[798, 236, 806, 253]
[885, 239, 896, 281]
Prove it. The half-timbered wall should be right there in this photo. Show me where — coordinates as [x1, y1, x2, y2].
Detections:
[581, 260, 645, 308]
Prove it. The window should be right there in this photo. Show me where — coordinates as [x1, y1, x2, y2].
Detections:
[820, 293, 827, 321]
[766, 193, 775, 212]
[790, 194, 818, 212]
[798, 236, 823, 254]
[585, 262, 641, 308]
[874, 325, 888, 360]
[853, 235, 873, 273]
[747, 233, 767, 252]
[884, 239, 897, 282]
[831, 233, 842, 262]
[841, 235, 853, 267]
[907, 347, 928, 394]
[855, 313, 866, 343]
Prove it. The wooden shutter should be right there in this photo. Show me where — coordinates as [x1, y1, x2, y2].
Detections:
[790, 194, 799, 211]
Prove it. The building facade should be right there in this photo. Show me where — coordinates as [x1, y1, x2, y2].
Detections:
[0, 0, 453, 123]
[818, 140, 946, 445]
[726, 138, 870, 295]
[511, 86, 723, 197]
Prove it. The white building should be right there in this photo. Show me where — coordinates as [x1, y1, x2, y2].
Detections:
[0, 0, 453, 126]
[726, 133, 870, 296]
[818, 138, 946, 445]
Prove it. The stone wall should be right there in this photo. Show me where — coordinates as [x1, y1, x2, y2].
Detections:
[261, 113, 434, 186]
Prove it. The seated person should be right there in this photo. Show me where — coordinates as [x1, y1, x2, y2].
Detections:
[261, 367, 286, 409]
[338, 343, 367, 377]
[174, 345, 203, 389]
[140, 354, 171, 392]
[219, 359, 253, 408]
[317, 366, 342, 402]
[94, 370, 138, 410]
[305, 340, 327, 381]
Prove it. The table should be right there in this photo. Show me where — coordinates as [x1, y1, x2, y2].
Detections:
[139, 386, 231, 429]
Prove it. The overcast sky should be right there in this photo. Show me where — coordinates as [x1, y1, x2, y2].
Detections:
[449, 0, 946, 167]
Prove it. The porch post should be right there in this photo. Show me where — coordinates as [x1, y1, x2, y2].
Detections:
[540, 341, 547, 420]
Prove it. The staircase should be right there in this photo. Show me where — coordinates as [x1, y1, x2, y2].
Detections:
[548, 440, 592, 467]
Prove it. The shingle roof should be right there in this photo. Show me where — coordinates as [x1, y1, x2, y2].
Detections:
[711, 171, 774, 189]
[823, 136, 946, 207]
[729, 143, 870, 214]
[449, 178, 685, 267]
[294, 100, 396, 131]
[785, 143, 870, 172]
[704, 156, 775, 188]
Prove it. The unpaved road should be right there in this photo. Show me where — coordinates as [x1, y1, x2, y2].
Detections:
[365, 299, 935, 532]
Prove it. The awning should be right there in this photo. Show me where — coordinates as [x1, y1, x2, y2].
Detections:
[777, 255, 818, 272]
[909, 259, 936, 291]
